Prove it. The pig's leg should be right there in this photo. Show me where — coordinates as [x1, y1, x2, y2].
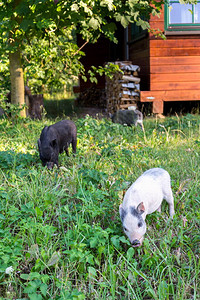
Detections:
[72, 138, 77, 154]
[164, 188, 174, 217]
[157, 205, 161, 213]
[65, 147, 69, 156]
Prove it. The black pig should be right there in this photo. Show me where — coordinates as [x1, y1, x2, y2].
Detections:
[38, 120, 77, 168]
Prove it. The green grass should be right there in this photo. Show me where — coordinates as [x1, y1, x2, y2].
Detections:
[0, 112, 199, 299]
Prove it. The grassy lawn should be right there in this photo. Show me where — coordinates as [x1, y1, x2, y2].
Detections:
[0, 106, 199, 299]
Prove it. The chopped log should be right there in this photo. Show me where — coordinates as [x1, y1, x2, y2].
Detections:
[120, 104, 138, 109]
[122, 75, 140, 83]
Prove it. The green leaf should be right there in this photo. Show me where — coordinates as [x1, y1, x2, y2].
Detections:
[40, 283, 48, 296]
[29, 294, 43, 300]
[126, 247, 135, 260]
[81, 75, 87, 82]
[119, 236, 130, 244]
[24, 282, 38, 294]
[88, 266, 97, 278]
[88, 17, 100, 30]
[100, 0, 114, 11]
[90, 237, 98, 248]
[20, 272, 41, 280]
[35, 206, 43, 217]
[71, 3, 79, 12]
[20, 273, 30, 280]
[111, 235, 120, 248]
[121, 16, 129, 28]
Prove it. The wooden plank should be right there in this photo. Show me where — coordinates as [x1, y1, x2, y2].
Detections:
[150, 39, 200, 48]
[151, 81, 200, 91]
[151, 56, 200, 66]
[150, 47, 200, 57]
[151, 73, 200, 82]
[140, 90, 200, 102]
[150, 64, 200, 74]
[120, 104, 138, 109]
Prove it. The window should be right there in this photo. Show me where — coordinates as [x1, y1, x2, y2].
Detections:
[165, 0, 200, 32]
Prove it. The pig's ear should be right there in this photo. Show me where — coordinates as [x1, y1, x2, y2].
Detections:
[137, 202, 145, 215]
[50, 139, 57, 147]
[119, 204, 126, 221]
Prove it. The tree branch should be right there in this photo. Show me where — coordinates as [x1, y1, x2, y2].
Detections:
[73, 41, 89, 56]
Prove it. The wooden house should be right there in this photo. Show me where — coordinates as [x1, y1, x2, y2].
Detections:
[77, 2, 200, 114]
[129, 3, 200, 114]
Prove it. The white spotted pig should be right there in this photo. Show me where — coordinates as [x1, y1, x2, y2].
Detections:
[119, 168, 174, 247]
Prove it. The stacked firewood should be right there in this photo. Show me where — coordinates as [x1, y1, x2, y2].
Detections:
[105, 61, 140, 114]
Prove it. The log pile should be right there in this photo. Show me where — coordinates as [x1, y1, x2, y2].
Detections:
[105, 61, 140, 114]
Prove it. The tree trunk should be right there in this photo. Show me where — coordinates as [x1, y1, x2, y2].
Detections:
[9, 49, 26, 117]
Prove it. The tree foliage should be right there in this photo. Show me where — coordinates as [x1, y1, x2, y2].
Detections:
[0, 0, 163, 49]
[22, 31, 85, 93]
[0, 0, 196, 100]
[0, 0, 164, 96]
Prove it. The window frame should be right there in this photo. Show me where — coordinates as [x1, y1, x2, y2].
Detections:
[164, 0, 200, 33]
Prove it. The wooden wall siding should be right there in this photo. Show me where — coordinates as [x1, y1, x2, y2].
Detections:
[129, 37, 150, 91]
[150, 47, 200, 57]
[140, 6, 200, 113]
[141, 90, 200, 102]
[149, 39, 200, 92]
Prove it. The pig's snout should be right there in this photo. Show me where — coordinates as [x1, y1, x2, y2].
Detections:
[131, 239, 141, 247]
[46, 161, 55, 169]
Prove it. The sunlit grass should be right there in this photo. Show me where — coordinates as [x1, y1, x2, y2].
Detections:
[0, 113, 199, 299]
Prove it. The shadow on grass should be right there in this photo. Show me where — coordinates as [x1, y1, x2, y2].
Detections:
[43, 96, 107, 119]
[0, 150, 38, 170]
[44, 97, 82, 119]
